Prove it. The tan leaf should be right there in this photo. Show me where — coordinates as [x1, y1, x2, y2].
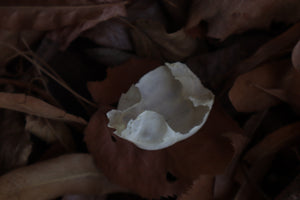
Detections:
[25, 115, 75, 150]
[0, 92, 87, 124]
[187, 0, 300, 40]
[229, 60, 291, 112]
[178, 175, 214, 200]
[245, 121, 300, 164]
[292, 39, 300, 71]
[130, 20, 198, 61]
[0, 154, 124, 200]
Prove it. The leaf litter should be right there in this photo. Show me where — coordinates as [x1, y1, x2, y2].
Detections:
[0, 0, 299, 200]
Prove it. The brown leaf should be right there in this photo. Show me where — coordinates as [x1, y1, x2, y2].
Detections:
[245, 121, 300, 164]
[178, 175, 214, 200]
[83, 18, 132, 51]
[228, 60, 291, 112]
[292, 39, 300, 71]
[85, 103, 241, 198]
[0, 1, 127, 49]
[0, 110, 31, 175]
[25, 115, 75, 150]
[0, 92, 87, 124]
[130, 20, 198, 61]
[0, 154, 124, 200]
[63, 195, 106, 200]
[87, 58, 162, 105]
[187, 0, 300, 40]
[0, 1, 126, 30]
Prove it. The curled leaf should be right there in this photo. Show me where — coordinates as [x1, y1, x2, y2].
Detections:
[130, 20, 198, 61]
[187, 0, 300, 39]
[229, 60, 291, 112]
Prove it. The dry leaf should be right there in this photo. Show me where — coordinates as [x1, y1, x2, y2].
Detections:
[87, 58, 161, 105]
[85, 102, 241, 198]
[0, 110, 31, 175]
[0, 92, 87, 124]
[229, 60, 291, 112]
[178, 175, 214, 200]
[0, 1, 127, 49]
[83, 18, 132, 51]
[187, 0, 300, 39]
[245, 121, 300, 164]
[25, 115, 75, 150]
[292, 39, 300, 71]
[130, 20, 198, 61]
[0, 154, 124, 200]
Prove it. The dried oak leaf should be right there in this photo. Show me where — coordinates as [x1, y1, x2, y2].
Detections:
[87, 58, 162, 105]
[187, 0, 300, 40]
[0, 92, 87, 124]
[0, 1, 126, 49]
[0, 154, 124, 200]
[85, 59, 242, 198]
[130, 20, 198, 61]
[85, 104, 240, 198]
[292, 39, 300, 71]
[229, 60, 292, 112]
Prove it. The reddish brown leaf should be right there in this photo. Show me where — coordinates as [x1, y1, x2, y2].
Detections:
[292, 40, 300, 71]
[85, 102, 241, 198]
[178, 175, 214, 200]
[130, 20, 198, 61]
[229, 60, 292, 112]
[0, 154, 124, 200]
[87, 58, 162, 105]
[187, 0, 300, 40]
[245, 121, 300, 164]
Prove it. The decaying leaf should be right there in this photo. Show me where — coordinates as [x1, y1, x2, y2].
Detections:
[87, 58, 161, 105]
[178, 175, 214, 200]
[0, 110, 31, 175]
[83, 18, 132, 51]
[0, 1, 127, 49]
[187, 0, 300, 40]
[292, 39, 300, 71]
[245, 121, 300, 164]
[130, 20, 198, 61]
[229, 60, 291, 112]
[0, 92, 87, 124]
[25, 115, 75, 150]
[0, 154, 124, 200]
[85, 104, 240, 198]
